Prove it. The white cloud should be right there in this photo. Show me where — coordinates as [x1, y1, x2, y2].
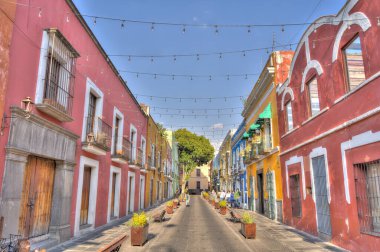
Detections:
[211, 123, 224, 130]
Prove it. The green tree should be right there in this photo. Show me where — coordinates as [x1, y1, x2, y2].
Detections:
[174, 129, 214, 187]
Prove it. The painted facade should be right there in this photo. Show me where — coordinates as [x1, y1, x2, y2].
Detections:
[231, 121, 248, 209]
[276, 0, 380, 250]
[166, 130, 180, 197]
[242, 51, 293, 222]
[218, 129, 236, 192]
[0, 0, 148, 248]
[188, 163, 211, 193]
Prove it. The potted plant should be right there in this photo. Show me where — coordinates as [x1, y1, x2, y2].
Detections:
[130, 212, 149, 246]
[215, 199, 220, 209]
[173, 198, 179, 208]
[241, 212, 256, 239]
[166, 201, 174, 214]
[219, 200, 227, 215]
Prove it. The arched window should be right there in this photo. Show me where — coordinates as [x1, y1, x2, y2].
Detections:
[343, 36, 366, 91]
[306, 77, 320, 117]
[285, 101, 293, 132]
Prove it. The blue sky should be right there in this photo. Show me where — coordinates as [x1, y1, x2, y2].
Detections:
[72, 0, 346, 151]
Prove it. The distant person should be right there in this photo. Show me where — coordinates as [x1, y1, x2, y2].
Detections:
[220, 190, 226, 200]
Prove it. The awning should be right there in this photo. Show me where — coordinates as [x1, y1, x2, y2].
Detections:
[242, 132, 250, 139]
[259, 103, 272, 119]
[249, 124, 260, 131]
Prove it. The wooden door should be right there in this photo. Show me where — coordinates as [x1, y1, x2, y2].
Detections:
[110, 173, 116, 217]
[19, 156, 55, 238]
[80, 166, 91, 226]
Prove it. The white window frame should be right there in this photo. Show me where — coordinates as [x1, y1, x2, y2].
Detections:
[81, 78, 104, 142]
[107, 166, 121, 222]
[139, 175, 145, 210]
[111, 107, 124, 155]
[151, 144, 156, 166]
[141, 136, 146, 166]
[74, 156, 99, 236]
[285, 101, 294, 132]
[127, 171, 136, 213]
[130, 124, 137, 162]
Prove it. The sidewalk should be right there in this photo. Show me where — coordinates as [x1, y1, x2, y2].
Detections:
[48, 200, 171, 252]
[212, 203, 348, 252]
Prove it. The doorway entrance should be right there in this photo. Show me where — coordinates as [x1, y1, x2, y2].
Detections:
[257, 172, 264, 214]
[19, 156, 56, 238]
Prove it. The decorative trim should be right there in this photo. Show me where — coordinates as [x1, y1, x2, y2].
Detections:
[309, 147, 331, 204]
[280, 105, 380, 156]
[281, 87, 295, 111]
[301, 107, 329, 126]
[245, 84, 274, 125]
[74, 156, 99, 236]
[281, 126, 300, 139]
[127, 171, 136, 213]
[340, 130, 380, 204]
[285, 156, 306, 200]
[332, 12, 372, 62]
[301, 60, 324, 92]
[107, 166, 121, 223]
[111, 107, 124, 155]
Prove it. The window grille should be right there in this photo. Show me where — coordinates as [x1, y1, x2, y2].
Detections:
[44, 29, 78, 116]
[289, 174, 301, 217]
[354, 160, 380, 235]
[343, 36, 366, 91]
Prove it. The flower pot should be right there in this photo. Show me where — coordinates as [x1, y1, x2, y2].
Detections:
[131, 224, 149, 246]
[173, 201, 178, 208]
[215, 203, 220, 209]
[212, 200, 215, 206]
[166, 206, 173, 214]
[241, 222, 256, 239]
[220, 207, 227, 215]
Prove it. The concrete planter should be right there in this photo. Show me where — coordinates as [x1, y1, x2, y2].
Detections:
[220, 207, 227, 215]
[166, 206, 174, 214]
[131, 224, 149, 246]
[241, 222, 256, 239]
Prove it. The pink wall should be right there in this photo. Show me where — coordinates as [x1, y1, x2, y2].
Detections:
[1, 0, 147, 236]
[277, 0, 380, 251]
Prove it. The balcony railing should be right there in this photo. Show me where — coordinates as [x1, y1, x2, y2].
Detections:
[83, 117, 112, 152]
[137, 148, 143, 167]
[111, 137, 131, 162]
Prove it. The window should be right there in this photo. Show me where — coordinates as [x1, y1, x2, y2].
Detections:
[130, 125, 137, 162]
[141, 138, 146, 165]
[354, 160, 380, 234]
[113, 118, 120, 154]
[289, 174, 301, 217]
[285, 101, 293, 131]
[197, 181, 201, 189]
[307, 77, 320, 117]
[80, 166, 91, 226]
[151, 144, 155, 166]
[36, 29, 78, 119]
[86, 93, 97, 136]
[343, 36, 366, 91]
[196, 169, 201, 177]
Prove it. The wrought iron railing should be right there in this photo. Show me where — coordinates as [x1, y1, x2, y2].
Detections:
[84, 116, 112, 150]
[136, 148, 143, 167]
[111, 137, 131, 161]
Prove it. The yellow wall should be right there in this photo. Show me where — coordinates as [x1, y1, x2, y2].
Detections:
[188, 164, 210, 190]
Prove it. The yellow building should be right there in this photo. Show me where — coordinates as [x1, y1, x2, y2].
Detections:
[142, 105, 171, 208]
[242, 51, 293, 222]
[188, 163, 210, 194]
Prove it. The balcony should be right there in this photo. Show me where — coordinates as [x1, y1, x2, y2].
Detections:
[111, 137, 131, 164]
[82, 117, 112, 155]
[129, 147, 143, 168]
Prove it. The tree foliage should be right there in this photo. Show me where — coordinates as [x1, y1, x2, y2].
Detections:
[174, 129, 214, 179]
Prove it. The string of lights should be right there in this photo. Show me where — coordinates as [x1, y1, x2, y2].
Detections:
[134, 94, 245, 102]
[2, 0, 377, 34]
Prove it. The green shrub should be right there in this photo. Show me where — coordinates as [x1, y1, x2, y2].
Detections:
[131, 212, 148, 227]
[166, 201, 174, 207]
[219, 200, 227, 208]
[241, 212, 254, 224]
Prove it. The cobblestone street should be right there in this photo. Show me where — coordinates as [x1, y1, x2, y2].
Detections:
[51, 196, 347, 251]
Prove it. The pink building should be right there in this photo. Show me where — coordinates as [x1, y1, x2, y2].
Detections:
[276, 0, 380, 251]
[0, 0, 148, 248]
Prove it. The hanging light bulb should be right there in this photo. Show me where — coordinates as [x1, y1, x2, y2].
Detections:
[209, 98, 212, 103]
[179, 98, 182, 102]
[121, 20, 126, 29]
[219, 53, 222, 59]
[172, 75, 175, 80]
[38, 8, 42, 18]
[154, 74, 157, 79]
[93, 17, 97, 26]
[194, 98, 197, 103]
[136, 73, 139, 78]
[173, 55, 177, 62]
[281, 25, 285, 32]
[245, 74, 248, 79]
[266, 48, 269, 54]
[165, 98, 167, 102]
[227, 75, 230, 80]
[128, 56, 131, 62]
[209, 75, 212, 81]
[196, 54, 200, 61]
[66, 13, 70, 23]
[247, 25, 251, 33]
[243, 51, 246, 57]
[151, 22, 155, 31]
[190, 76, 193, 81]
[182, 25, 186, 33]
[150, 96, 153, 100]
[215, 25, 219, 34]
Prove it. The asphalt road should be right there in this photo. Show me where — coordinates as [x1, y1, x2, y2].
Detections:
[145, 195, 251, 252]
